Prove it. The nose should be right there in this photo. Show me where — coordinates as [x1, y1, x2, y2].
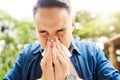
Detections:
[48, 36, 55, 40]
[47, 35, 58, 41]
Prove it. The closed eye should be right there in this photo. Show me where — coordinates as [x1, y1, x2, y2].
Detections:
[39, 30, 47, 33]
[57, 29, 65, 33]
[38, 30, 48, 36]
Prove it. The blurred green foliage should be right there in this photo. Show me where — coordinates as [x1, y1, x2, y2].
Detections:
[0, 10, 37, 79]
[73, 10, 120, 41]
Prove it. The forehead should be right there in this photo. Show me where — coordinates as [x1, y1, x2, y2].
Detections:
[34, 7, 71, 28]
[34, 7, 70, 20]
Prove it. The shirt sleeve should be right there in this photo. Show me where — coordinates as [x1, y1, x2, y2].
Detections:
[95, 47, 120, 80]
[2, 44, 31, 80]
[2, 51, 24, 80]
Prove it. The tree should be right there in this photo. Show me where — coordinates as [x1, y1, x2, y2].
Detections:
[73, 10, 120, 41]
[0, 10, 37, 79]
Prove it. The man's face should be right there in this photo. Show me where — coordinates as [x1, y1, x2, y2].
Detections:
[34, 7, 74, 49]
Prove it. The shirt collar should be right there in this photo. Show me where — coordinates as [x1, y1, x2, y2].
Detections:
[70, 40, 81, 55]
[32, 43, 43, 55]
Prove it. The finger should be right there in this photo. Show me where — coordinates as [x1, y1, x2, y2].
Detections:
[40, 50, 47, 68]
[46, 51, 55, 80]
[40, 56, 47, 79]
[42, 39, 52, 57]
[41, 39, 55, 80]
[41, 39, 50, 57]
[52, 43, 67, 67]
[48, 37, 55, 48]
[52, 43, 70, 80]
[40, 41, 50, 72]
[41, 49, 47, 57]
[46, 40, 53, 66]
[54, 39, 72, 72]
[41, 47, 55, 80]
[54, 38, 66, 59]
[61, 44, 72, 57]
[52, 45, 59, 65]
[52, 45, 62, 77]
[55, 38, 71, 63]
[52, 47, 69, 80]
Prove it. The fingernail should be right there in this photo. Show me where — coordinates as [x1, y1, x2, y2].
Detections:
[50, 39, 54, 43]
[48, 39, 54, 48]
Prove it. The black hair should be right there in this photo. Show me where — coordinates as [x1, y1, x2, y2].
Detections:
[33, 0, 71, 16]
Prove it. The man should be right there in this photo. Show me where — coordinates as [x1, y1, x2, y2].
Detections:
[3, 0, 120, 80]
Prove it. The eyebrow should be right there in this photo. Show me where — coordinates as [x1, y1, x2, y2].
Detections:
[56, 28, 66, 32]
[38, 30, 47, 33]
[38, 28, 66, 33]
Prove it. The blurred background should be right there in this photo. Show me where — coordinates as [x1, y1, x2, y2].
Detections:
[0, 0, 120, 79]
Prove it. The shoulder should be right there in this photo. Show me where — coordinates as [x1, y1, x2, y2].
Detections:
[22, 43, 41, 53]
[72, 40, 98, 50]
[19, 43, 42, 57]
[16, 43, 42, 67]
[72, 40, 102, 57]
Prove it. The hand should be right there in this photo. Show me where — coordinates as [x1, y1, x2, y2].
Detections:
[52, 38, 83, 80]
[38, 37, 83, 80]
[39, 40, 55, 80]
[51, 39, 70, 80]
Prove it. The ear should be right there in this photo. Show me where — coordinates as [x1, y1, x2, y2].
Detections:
[72, 17, 75, 31]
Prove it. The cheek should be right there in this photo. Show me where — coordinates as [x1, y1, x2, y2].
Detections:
[37, 35, 47, 49]
[59, 33, 72, 48]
